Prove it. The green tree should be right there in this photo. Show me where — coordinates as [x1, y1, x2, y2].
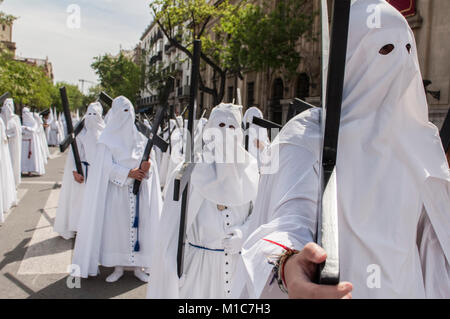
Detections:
[0, 0, 16, 25]
[82, 83, 104, 108]
[218, 0, 315, 105]
[150, 0, 314, 105]
[91, 52, 141, 103]
[50, 82, 85, 112]
[0, 47, 53, 111]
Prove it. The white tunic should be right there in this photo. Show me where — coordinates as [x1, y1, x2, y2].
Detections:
[21, 109, 45, 175]
[54, 102, 105, 239]
[1, 100, 22, 187]
[34, 113, 50, 164]
[72, 97, 163, 277]
[180, 199, 251, 298]
[46, 110, 61, 146]
[148, 103, 259, 299]
[53, 141, 87, 239]
[0, 118, 17, 219]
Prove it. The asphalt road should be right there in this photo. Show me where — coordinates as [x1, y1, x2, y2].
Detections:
[0, 148, 148, 299]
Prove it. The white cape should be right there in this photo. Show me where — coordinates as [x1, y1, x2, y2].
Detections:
[21, 108, 45, 175]
[0, 118, 17, 220]
[1, 99, 22, 187]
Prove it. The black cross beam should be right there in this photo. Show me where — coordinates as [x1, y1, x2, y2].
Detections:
[59, 119, 85, 153]
[316, 0, 351, 285]
[251, 117, 282, 141]
[135, 119, 168, 153]
[440, 108, 450, 154]
[0, 92, 11, 105]
[132, 106, 167, 194]
[249, 98, 315, 143]
[174, 39, 202, 278]
[60, 87, 84, 177]
[287, 98, 316, 122]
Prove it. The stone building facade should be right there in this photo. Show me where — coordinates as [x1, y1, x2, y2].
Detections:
[200, 0, 322, 125]
[1, 21, 54, 80]
[138, 22, 192, 112]
[0, 21, 16, 55]
[137, 0, 449, 126]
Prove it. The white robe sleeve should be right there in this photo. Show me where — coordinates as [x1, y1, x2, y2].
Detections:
[417, 209, 450, 298]
[109, 161, 131, 187]
[234, 143, 319, 298]
[6, 128, 16, 139]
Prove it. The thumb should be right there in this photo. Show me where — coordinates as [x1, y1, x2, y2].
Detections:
[300, 242, 327, 265]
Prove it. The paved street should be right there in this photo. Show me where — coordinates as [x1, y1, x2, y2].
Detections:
[0, 148, 148, 299]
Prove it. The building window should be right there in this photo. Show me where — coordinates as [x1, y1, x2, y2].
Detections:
[247, 82, 255, 107]
[228, 86, 234, 103]
[296, 73, 310, 99]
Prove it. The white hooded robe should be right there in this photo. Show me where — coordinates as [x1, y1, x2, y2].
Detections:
[54, 102, 105, 239]
[72, 96, 163, 278]
[0, 117, 17, 220]
[1, 99, 22, 188]
[234, 0, 450, 299]
[147, 103, 259, 299]
[21, 107, 45, 175]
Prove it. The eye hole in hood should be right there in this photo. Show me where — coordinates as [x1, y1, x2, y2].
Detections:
[379, 44, 395, 55]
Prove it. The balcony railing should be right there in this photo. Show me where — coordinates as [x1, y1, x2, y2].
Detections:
[149, 51, 163, 65]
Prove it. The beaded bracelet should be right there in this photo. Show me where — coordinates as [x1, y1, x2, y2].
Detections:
[270, 248, 299, 294]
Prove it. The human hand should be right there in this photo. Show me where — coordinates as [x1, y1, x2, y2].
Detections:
[222, 227, 244, 255]
[283, 243, 353, 299]
[72, 171, 84, 184]
[253, 139, 266, 150]
[140, 160, 151, 173]
[128, 168, 146, 181]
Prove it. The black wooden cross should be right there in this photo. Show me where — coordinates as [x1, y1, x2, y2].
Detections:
[316, 0, 351, 285]
[60, 87, 84, 177]
[173, 39, 202, 278]
[440, 108, 450, 154]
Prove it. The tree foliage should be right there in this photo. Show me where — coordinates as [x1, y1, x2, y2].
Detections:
[91, 52, 141, 103]
[0, 46, 54, 111]
[149, 0, 314, 105]
[50, 82, 85, 112]
[216, 0, 314, 76]
[0, 0, 16, 25]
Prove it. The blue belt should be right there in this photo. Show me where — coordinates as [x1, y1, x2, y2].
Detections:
[188, 242, 224, 252]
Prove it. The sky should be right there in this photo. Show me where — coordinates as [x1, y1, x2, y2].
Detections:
[1, 0, 153, 93]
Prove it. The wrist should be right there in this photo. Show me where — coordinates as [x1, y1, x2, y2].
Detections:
[276, 249, 299, 294]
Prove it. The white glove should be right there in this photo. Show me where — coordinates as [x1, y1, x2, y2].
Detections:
[222, 227, 244, 255]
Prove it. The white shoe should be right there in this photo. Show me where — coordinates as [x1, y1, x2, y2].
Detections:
[134, 268, 149, 283]
[105, 267, 124, 283]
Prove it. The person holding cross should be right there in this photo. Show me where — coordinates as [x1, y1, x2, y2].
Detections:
[147, 103, 259, 299]
[54, 102, 105, 240]
[233, 0, 450, 299]
[72, 96, 163, 283]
